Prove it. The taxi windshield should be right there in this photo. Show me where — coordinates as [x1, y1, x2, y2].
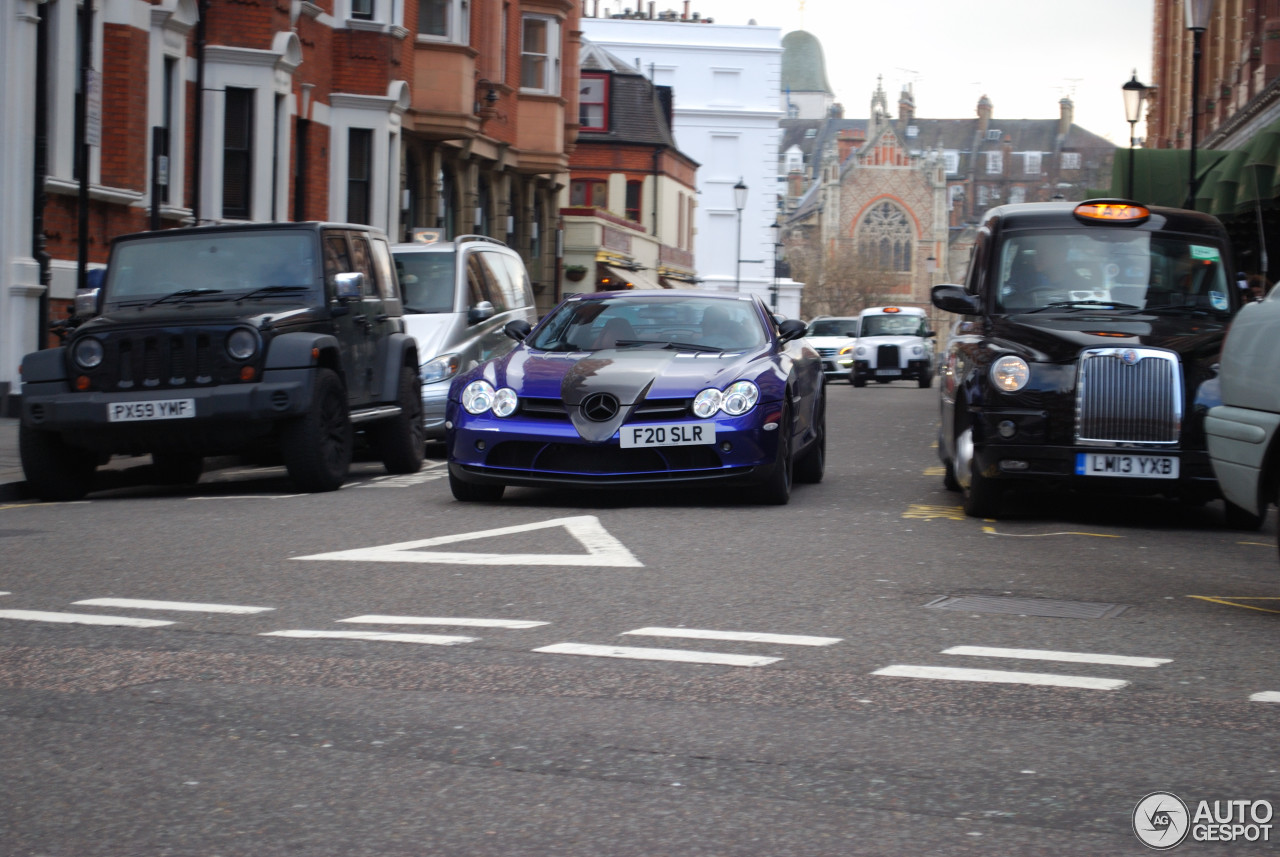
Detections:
[995, 229, 1233, 315]
[861, 315, 928, 336]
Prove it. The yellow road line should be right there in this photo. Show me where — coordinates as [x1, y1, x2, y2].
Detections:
[1188, 596, 1280, 615]
[982, 526, 1122, 539]
[903, 504, 966, 521]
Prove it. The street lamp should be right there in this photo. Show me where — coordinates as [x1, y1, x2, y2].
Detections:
[1184, 0, 1214, 208]
[1122, 70, 1148, 200]
[733, 178, 748, 292]
[770, 220, 781, 313]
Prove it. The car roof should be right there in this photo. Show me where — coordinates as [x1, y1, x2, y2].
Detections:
[981, 199, 1229, 238]
[391, 235, 515, 254]
[566, 289, 755, 302]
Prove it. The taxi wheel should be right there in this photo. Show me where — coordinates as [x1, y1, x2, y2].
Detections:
[942, 457, 961, 492]
[851, 374, 866, 388]
[1223, 499, 1265, 531]
[963, 465, 1003, 518]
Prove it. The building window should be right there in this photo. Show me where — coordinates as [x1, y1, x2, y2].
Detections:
[569, 180, 606, 207]
[1024, 152, 1042, 175]
[351, 0, 374, 20]
[419, 0, 469, 43]
[625, 180, 642, 222]
[857, 201, 913, 272]
[986, 151, 1002, 175]
[579, 73, 608, 131]
[1009, 186, 1026, 204]
[347, 128, 372, 225]
[223, 88, 254, 219]
[943, 150, 959, 175]
[978, 186, 990, 207]
[1061, 151, 1081, 170]
[521, 15, 560, 94]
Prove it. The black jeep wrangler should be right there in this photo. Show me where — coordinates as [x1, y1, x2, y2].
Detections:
[18, 222, 424, 500]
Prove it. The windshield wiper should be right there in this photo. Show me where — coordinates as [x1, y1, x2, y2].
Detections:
[237, 285, 310, 301]
[1022, 300, 1141, 313]
[1121, 303, 1216, 316]
[145, 288, 225, 307]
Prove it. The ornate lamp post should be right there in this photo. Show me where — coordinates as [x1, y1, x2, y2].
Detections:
[1122, 70, 1148, 200]
[733, 178, 747, 292]
[1184, 0, 1214, 208]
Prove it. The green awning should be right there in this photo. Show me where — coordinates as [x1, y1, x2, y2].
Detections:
[1206, 148, 1249, 215]
[1110, 147, 1234, 211]
[1236, 120, 1280, 210]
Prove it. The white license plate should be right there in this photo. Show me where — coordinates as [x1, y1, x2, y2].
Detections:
[107, 398, 196, 423]
[1075, 452, 1179, 479]
[619, 422, 715, 448]
[875, 369, 899, 376]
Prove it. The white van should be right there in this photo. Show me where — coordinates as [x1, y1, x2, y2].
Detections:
[392, 234, 537, 440]
[849, 306, 936, 388]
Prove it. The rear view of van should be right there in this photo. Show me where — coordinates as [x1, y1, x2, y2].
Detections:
[392, 234, 537, 440]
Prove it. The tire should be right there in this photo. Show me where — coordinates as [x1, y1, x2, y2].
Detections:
[794, 396, 825, 484]
[1223, 499, 1265, 531]
[918, 372, 933, 389]
[449, 470, 504, 502]
[851, 374, 866, 388]
[19, 424, 97, 502]
[962, 463, 1003, 518]
[151, 451, 205, 485]
[755, 405, 793, 505]
[942, 457, 961, 492]
[280, 368, 353, 492]
[371, 366, 425, 475]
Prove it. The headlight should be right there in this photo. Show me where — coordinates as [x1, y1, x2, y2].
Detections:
[421, 353, 461, 384]
[226, 328, 259, 361]
[492, 387, 518, 417]
[461, 380, 496, 414]
[838, 344, 855, 356]
[911, 345, 924, 356]
[693, 389, 721, 418]
[72, 337, 104, 369]
[990, 355, 1030, 392]
[720, 381, 759, 415]
[855, 346, 867, 357]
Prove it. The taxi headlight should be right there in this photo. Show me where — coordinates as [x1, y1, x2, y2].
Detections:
[720, 381, 759, 416]
[492, 387, 518, 417]
[226, 328, 259, 361]
[693, 389, 721, 418]
[421, 353, 461, 384]
[72, 337, 104, 369]
[461, 380, 496, 414]
[990, 355, 1030, 392]
[911, 344, 924, 356]
[855, 345, 867, 357]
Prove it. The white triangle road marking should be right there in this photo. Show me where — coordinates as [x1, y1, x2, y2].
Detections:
[292, 515, 643, 567]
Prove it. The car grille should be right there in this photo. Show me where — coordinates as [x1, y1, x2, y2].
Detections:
[815, 346, 839, 358]
[487, 441, 723, 474]
[877, 344, 899, 368]
[78, 329, 248, 391]
[519, 396, 691, 421]
[1075, 347, 1181, 444]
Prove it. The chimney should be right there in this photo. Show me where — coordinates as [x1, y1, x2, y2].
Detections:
[837, 129, 859, 162]
[976, 94, 993, 137]
[898, 84, 915, 124]
[1059, 97, 1074, 136]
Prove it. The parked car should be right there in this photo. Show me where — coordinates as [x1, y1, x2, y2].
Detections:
[848, 306, 936, 387]
[393, 233, 537, 442]
[18, 222, 424, 500]
[445, 291, 826, 504]
[931, 199, 1244, 518]
[1205, 290, 1280, 532]
[804, 316, 860, 382]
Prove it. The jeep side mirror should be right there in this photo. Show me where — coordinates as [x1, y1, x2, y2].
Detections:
[504, 319, 532, 341]
[932, 284, 981, 315]
[778, 318, 807, 342]
[468, 300, 495, 325]
[334, 272, 364, 302]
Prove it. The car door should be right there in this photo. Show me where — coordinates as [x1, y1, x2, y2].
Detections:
[347, 231, 391, 403]
[322, 229, 372, 403]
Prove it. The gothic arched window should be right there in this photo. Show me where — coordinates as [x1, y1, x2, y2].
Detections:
[857, 201, 914, 272]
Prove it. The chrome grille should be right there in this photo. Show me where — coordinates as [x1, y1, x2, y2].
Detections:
[877, 344, 900, 369]
[815, 346, 839, 358]
[1075, 347, 1181, 445]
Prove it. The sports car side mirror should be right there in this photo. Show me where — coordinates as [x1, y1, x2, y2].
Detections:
[504, 319, 531, 341]
[932, 284, 981, 316]
[778, 318, 807, 342]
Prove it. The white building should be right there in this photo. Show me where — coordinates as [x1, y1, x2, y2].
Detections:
[580, 13, 801, 317]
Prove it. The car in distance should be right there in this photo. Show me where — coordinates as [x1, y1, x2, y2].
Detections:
[445, 291, 826, 504]
[804, 316, 860, 381]
[848, 306, 936, 388]
[931, 199, 1243, 518]
[18, 222, 424, 500]
[1205, 290, 1280, 533]
[392, 232, 537, 442]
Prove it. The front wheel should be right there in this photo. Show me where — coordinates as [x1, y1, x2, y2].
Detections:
[281, 368, 353, 492]
[918, 372, 933, 389]
[151, 451, 204, 485]
[371, 366, 426, 474]
[449, 471, 504, 502]
[850, 374, 866, 388]
[19, 424, 97, 502]
[1223, 499, 1266, 531]
[794, 396, 826, 484]
[755, 407, 793, 505]
[962, 465, 1003, 518]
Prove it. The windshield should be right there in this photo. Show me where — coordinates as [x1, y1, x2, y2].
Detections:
[807, 319, 858, 336]
[994, 229, 1233, 314]
[861, 314, 928, 337]
[529, 296, 768, 352]
[393, 252, 457, 313]
[107, 230, 319, 301]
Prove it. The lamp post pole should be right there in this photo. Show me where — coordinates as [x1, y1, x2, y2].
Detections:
[1184, 0, 1214, 208]
[1122, 70, 1148, 200]
[734, 178, 747, 292]
[770, 221, 781, 314]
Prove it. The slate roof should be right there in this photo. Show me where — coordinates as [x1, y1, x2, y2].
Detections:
[578, 38, 683, 151]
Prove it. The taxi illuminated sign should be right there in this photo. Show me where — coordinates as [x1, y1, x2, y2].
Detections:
[1073, 201, 1150, 224]
[883, 306, 901, 313]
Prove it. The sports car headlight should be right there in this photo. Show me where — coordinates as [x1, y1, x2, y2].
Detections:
[492, 387, 518, 417]
[226, 328, 259, 361]
[421, 353, 462, 385]
[990, 355, 1030, 392]
[720, 381, 759, 416]
[72, 337, 104, 369]
[692, 389, 721, 418]
[461, 380, 496, 414]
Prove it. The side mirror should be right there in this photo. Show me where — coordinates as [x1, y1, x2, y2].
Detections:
[468, 300, 495, 325]
[931, 284, 981, 316]
[504, 319, 532, 341]
[777, 318, 807, 342]
[74, 288, 101, 318]
[334, 272, 364, 302]
[925, 329, 937, 338]
[845, 330, 857, 337]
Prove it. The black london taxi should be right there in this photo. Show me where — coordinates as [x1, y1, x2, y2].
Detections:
[930, 199, 1249, 520]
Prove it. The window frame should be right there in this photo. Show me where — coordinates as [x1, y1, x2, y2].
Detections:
[986, 151, 1003, 175]
[347, 127, 373, 226]
[520, 14, 561, 95]
[222, 87, 255, 220]
[569, 179, 607, 208]
[579, 72, 609, 131]
[417, 0, 470, 44]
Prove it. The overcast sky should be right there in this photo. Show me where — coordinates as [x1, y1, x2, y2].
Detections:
[593, 0, 1156, 145]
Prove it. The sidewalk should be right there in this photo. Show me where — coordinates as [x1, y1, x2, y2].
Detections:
[0, 418, 27, 502]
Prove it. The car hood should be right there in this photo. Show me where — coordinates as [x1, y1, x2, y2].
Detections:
[806, 335, 855, 348]
[401, 312, 455, 361]
[990, 310, 1231, 364]
[80, 303, 320, 334]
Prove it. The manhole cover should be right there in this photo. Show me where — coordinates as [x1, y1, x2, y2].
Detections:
[925, 595, 1128, 619]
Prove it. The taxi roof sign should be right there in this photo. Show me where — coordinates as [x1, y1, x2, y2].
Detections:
[1073, 201, 1150, 224]
[883, 306, 901, 313]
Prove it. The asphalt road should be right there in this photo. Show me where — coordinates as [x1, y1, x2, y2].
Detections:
[2, 381, 1278, 856]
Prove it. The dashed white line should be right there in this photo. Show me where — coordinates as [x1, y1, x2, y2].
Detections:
[872, 664, 1128, 690]
[260, 630, 476, 645]
[1250, 691, 1280, 703]
[941, 646, 1170, 668]
[534, 642, 780, 667]
[339, 615, 548, 629]
[0, 609, 174, 628]
[73, 598, 274, 615]
[624, 627, 842, 646]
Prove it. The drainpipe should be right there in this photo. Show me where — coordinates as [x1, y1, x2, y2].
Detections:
[76, 0, 92, 292]
[192, 1, 209, 223]
[33, 1, 51, 349]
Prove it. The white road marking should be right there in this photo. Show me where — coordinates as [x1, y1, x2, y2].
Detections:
[293, 515, 643, 567]
[1250, 691, 1280, 703]
[941, 646, 1170, 668]
[872, 664, 1128, 690]
[0, 609, 174, 628]
[189, 495, 305, 501]
[260, 630, 476, 645]
[624, 627, 842, 646]
[534, 642, 780, 667]
[339, 615, 548, 629]
[0, 592, 9, 597]
[72, 598, 274, 615]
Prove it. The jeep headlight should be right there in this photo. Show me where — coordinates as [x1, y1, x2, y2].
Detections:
[226, 328, 259, 361]
[72, 337, 104, 369]
[421, 353, 461, 385]
[990, 355, 1030, 392]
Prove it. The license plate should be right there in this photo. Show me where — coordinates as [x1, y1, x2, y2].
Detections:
[875, 369, 899, 376]
[107, 399, 196, 422]
[619, 422, 715, 448]
[1075, 452, 1179, 479]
